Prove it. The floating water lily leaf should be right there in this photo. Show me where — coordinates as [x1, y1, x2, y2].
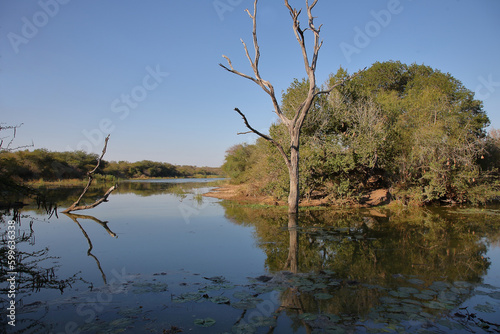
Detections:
[299, 313, 318, 321]
[413, 293, 433, 301]
[313, 283, 328, 289]
[408, 278, 425, 285]
[379, 296, 398, 304]
[194, 317, 216, 327]
[109, 317, 134, 327]
[210, 295, 230, 304]
[324, 313, 341, 322]
[389, 290, 410, 298]
[479, 283, 500, 290]
[232, 300, 258, 310]
[453, 281, 471, 288]
[203, 276, 227, 284]
[314, 293, 334, 300]
[424, 301, 446, 310]
[398, 286, 420, 295]
[232, 323, 256, 334]
[251, 316, 277, 327]
[488, 291, 500, 300]
[233, 291, 254, 300]
[132, 282, 168, 294]
[172, 292, 202, 303]
[400, 303, 422, 313]
[429, 281, 451, 291]
[474, 303, 496, 313]
[324, 327, 346, 334]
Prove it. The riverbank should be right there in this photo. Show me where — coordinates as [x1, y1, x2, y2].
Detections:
[203, 183, 391, 208]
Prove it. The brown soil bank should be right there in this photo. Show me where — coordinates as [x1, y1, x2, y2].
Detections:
[203, 184, 391, 208]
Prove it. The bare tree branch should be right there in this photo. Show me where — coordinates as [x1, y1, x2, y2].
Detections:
[234, 108, 291, 169]
[62, 135, 117, 213]
[0, 123, 34, 152]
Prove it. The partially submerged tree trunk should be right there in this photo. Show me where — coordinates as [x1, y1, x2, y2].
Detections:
[221, 0, 363, 215]
[62, 135, 117, 213]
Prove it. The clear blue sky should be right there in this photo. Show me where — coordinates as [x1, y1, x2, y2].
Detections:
[1, 0, 499, 167]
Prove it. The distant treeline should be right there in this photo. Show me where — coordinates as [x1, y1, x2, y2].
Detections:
[0, 149, 222, 182]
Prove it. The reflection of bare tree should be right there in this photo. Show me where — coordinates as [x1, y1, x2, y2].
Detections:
[0, 210, 84, 296]
[274, 214, 312, 333]
[283, 214, 299, 274]
[64, 213, 117, 285]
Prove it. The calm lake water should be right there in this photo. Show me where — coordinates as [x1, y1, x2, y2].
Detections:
[1, 179, 500, 333]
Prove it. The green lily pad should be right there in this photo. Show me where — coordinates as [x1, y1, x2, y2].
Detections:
[250, 316, 277, 327]
[324, 327, 346, 334]
[232, 300, 258, 310]
[424, 301, 446, 310]
[210, 295, 230, 304]
[389, 290, 410, 298]
[194, 317, 216, 327]
[408, 278, 425, 285]
[314, 293, 334, 300]
[299, 313, 318, 321]
[414, 293, 433, 300]
[110, 318, 133, 327]
[132, 282, 168, 294]
[488, 291, 500, 300]
[429, 281, 451, 291]
[232, 323, 256, 334]
[233, 291, 254, 300]
[453, 281, 471, 288]
[398, 286, 420, 295]
[172, 292, 202, 303]
[474, 303, 495, 313]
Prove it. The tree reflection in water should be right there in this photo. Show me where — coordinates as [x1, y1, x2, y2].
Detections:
[222, 202, 500, 331]
[64, 213, 118, 285]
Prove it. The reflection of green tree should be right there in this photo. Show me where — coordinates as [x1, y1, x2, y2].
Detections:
[223, 203, 493, 283]
[223, 204, 500, 328]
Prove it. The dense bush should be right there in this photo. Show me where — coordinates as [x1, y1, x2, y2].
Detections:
[222, 61, 499, 205]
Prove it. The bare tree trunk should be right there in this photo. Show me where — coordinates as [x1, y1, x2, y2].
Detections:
[220, 0, 364, 216]
[288, 138, 300, 214]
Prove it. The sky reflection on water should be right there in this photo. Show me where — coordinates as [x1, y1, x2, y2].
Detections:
[2, 179, 500, 333]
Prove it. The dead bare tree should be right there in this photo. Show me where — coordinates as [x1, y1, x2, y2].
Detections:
[220, 0, 363, 215]
[62, 135, 117, 213]
[0, 123, 34, 152]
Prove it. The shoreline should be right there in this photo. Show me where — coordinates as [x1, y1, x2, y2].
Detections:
[203, 183, 391, 208]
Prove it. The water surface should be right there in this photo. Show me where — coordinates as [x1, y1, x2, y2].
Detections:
[1, 179, 500, 333]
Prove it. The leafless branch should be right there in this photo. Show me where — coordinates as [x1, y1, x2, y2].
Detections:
[0, 123, 34, 152]
[234, 108, 291, 168]
[219, 0, 287, 126]
[62, 135, 117, 213]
